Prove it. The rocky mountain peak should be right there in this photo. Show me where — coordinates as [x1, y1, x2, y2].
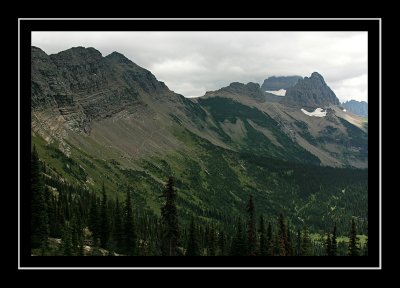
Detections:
[310, 71, 324, 81]
[50, 46, 103, 66]
[31, 46, 174, 133]
[261, 75, 302, 91]
[205, 82, 265, 101]
[283, 72, 340, 108]
[105, 51, 132, 64]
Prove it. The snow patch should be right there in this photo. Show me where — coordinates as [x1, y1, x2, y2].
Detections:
[301, 108, 327, 117]
[266, 89, 286, 96]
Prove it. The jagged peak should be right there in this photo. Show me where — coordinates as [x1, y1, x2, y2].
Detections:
[310, 71, 324, 81]
[105, 51, 133, 65]
[31, 46, 49, 58]
[51, 46, 103, 59]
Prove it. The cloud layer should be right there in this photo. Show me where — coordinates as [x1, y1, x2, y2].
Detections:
[32, 32, 368, 103]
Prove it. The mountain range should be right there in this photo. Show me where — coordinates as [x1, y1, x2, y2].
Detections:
[31, 46, 368, 234]
[342, 100, 368, 118]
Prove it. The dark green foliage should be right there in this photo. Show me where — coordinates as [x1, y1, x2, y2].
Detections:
[266, 222, 273, 256]
[100, 183, 110, 248]
[295, 229, 302, 256]
[258, 215, 267, 256]
[31, 145, 49, 249]
[246, 195, 257, 256]
[206, 225, 217, 256]
[218, 230, 226, 256]
[186, 218, 200, 256]
[112, 198, 124, 252]
[161, 177, 180, 256]
[326, 233, 332, 256]
[300, 227, 312, 256]
[348, 218, 359, 256]
[61, 222, 73, 256]
[32, 142, 367, 257]
[124, 189, 137, 255]
[277, 214, 291, 256]
[331, 223, 337, 256]
[230, 220, 247, 256]
[89, 195, 100, 242]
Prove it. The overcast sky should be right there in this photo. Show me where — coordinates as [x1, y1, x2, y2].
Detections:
[32, 32, 368, 103]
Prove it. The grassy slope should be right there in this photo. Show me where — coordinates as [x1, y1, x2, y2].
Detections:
[33, 117, 368, 235]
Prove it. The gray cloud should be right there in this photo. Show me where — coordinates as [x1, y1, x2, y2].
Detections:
[32, 31, 368, 103]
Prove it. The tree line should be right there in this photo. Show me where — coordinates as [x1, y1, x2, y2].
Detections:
[31, 146, 367, 256]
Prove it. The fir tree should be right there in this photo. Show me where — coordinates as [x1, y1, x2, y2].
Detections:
[99, 183, 110, 248]
[88, 194, 99, 242]
[300, 226, 312, 256]
[113, 198, 123, 252]
[31, 146, 49, 249]
[295, 229, 302, 256]
[61, 222, 73, 256]
[364, 227, 368, 256]
[266, 222, 273, 256]
[277, 214, 290, 256]
[186, 218, 200, 256]
[331, 223, 337, 256]
[258, 215, 267, 256]
[349, 218, 359, 256]
[230, 220, 246, 256]
[326, 232, 332, 256]
[161, 177, 179, 256]
[246, 195, 257, 256]
[207, 225, 216, 256]
[124, 189, 137, 255]
[287, 229, 294, 256]
[218, 230, 226, 256]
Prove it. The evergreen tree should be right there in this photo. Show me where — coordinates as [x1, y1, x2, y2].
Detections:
[246, 195, 257, 256]
[258, 215, 267, 256]
[207, 225, 216, 256]
[230, 220, 246, 256]
[31, 146, 49, 249]
[99, 183, 110, 248]
[113, 198, 123, 252]
[124, 189, 137, 255]
[326, 232, 332, 256]
[88, 194, 99, 242]
[277, 214, 290, 256]
[266, 222, 273, 256]
[186, 218, 200, 256]
[348, 218, 359, 256]
[61, 222, 73, 256]
[161, 177, 179, 256]
[286, 223, 294, 256]
[300, 226, 312, 256]
[218, 230, 226, 256]
[364, 228, 368, 256]
[331, 223, 337, 256]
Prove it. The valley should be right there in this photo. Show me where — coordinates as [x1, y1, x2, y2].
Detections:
[30, 46, 368, 256]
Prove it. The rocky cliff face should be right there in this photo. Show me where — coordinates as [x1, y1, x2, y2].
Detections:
[342, 100, 368, 117]
[31, 46, 174, 132]
[261, 76, 302, 91]
[204, 82, 266, 101]
[283, 72, 340, 108]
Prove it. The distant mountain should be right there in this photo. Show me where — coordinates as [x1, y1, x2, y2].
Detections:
[342, 100, 368, 118]
[283, 72, 340, 108]
[204, 82, 266, 102]
[261, 76, 302, 91]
